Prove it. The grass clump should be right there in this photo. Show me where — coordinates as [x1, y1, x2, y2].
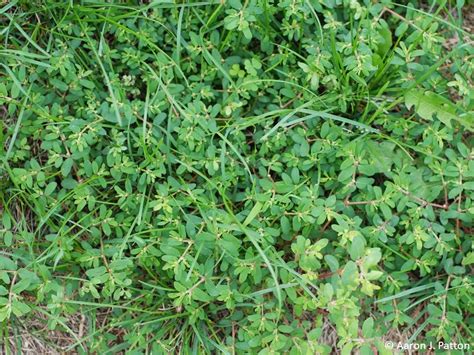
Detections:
[0, 0, 473, 353]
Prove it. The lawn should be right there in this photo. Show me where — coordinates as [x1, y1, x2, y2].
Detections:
[0, 0, 473, 353]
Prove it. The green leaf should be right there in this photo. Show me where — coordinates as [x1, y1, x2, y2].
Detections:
[61, 158, 74, 177]
[376, 25, 392, 56]
[405, 89, 472, 129]
[324, 255, 339, 272]
[463, 182, 474, 190]
[0, 286, 8, 296]
[350, 235, 366, 260]
[462, 252, 474, 266]
[243, 201, 263, 226]
[192, 288, 211, 302]
[44, 181, 57, 195]
[86, 266, 107, 279]
[0, 256, 17, 271]
[11, 300, 31, 317]
[362, 318, 374, 337]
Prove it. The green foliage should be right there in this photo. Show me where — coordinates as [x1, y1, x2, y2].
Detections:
[0, 0, 473, 353]
[405, 89, 473, 129]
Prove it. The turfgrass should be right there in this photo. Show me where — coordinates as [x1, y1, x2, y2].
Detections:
[0, 0, 473, 354]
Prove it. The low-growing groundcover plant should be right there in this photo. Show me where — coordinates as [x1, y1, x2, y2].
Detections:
[0, 0, 473, 353]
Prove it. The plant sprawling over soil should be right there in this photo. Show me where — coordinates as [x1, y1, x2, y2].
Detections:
[0, 0, 473, 353]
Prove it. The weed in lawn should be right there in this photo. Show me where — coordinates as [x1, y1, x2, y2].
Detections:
[0, 0, 473, 353]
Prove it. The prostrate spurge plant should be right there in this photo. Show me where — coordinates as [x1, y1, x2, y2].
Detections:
[0, 0, 473, 353]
